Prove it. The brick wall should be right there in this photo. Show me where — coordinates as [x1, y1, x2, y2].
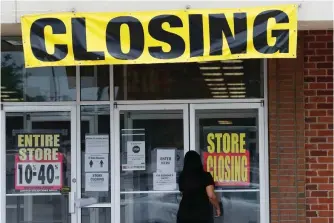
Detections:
[268, 30, 333, 223]
[268, 31, 306, 223]
[304, 30, 333, 223]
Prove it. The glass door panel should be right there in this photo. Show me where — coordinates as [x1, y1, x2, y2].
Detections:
[115, 105, 189, 223]
[3, 107, 77, 223]
[190, 103, 265, 223]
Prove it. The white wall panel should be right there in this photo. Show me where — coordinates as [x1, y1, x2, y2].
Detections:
[1, 0, 333, 28]
[1, 0, 16, 23]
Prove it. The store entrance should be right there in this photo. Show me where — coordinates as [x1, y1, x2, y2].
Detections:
[3, 106, 78, 223]
[2, 102, 266, 223]
[114, 102, 266, 223]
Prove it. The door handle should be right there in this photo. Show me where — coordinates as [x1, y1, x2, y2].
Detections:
[69, 191, 76, 214]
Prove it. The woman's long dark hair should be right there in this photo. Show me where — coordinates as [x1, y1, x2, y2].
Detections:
[178, 151, 205, 192]
[182, 151, 204, 174]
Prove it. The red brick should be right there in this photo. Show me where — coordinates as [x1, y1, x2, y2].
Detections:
[306, 211, 318, 217]
[316, 49, 333, 55]
[305, 49, 316, 55]
[318, 170, 333, 176]
[317, 103, 333, 109]
[318, 157, 333, 163]
[317, 90, 333, 96]
[308, 69, 327, 76]
[269, 30, 333, 223]
[309, 83, 327, 89]
[310, 123, 327, 129]
[310, 137, 327, 143]
[316, 35, 333, 42]
[309, 56, 326, 62]
[309, 42, 327, 49]
[317, 76, 333, 82]
[309, 96, 327, 103]
[318, 117, 333, 123]
[318, 211, 333, 217]
[310, 150, 328, 156]
[305, 62, 316, 68]
[309, 30, 328, 35]
[318, 143, 333, 150]
[318, 130, 333, 136]
[309, 110, 327, 116]
[317, 63, 333, 69]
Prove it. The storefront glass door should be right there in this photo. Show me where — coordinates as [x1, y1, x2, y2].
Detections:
[2, 106, 78, 223]
[190, 103, 267, 223]
[113, 104, 189, 223]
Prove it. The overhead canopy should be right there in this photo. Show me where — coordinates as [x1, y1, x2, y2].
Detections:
[20, 4, 297, 68]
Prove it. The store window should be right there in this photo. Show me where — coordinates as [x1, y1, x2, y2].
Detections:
[1, 38, 76, 102]
[194, 108, 260, 223]
[119, 110, 184, 223]
[80, 105, 111, 203]
[114, 59, 264, 100]
[80, 66, 110, 101]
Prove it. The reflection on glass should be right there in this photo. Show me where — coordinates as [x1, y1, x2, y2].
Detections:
[119, 111, 184, 192]
[80, 66, 110, 101]
[81, 105, 111, 203]
[114, 59, 263, 100]
[215, 192, 260, 223]
[81, 208, 111, 223]
[6, 195, 71, 223]
[196, 109, 259, 190]
[1, 38, 76, 102]
[6, 112, 72, 194]
[5, 112, 72, 223]
[121, 193, 180, 223]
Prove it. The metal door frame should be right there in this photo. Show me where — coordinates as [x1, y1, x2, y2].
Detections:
[113, 103, 189, 223]
[0, 105, 78, 223]
[189, 102, 269, 223]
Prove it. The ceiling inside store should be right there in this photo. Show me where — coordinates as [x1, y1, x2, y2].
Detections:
[1, 38, 263, 102]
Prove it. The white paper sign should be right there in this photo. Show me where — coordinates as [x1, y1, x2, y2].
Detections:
[85, 135, 109, 154]
[122, 141, 145, 171]
[85, 154, 109, 172]
[157, 149, 175, 173]
[153, 172, 176, 191]
[85, 173, 109, 192]
[176, 150, 184, 172]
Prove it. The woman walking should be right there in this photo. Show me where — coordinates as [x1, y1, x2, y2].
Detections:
[177, 151, 221, 223]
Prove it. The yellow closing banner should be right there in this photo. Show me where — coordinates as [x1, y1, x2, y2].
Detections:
[21, 4, 297, 68]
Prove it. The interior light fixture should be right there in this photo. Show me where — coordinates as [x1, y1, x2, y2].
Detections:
[1, 86, 6, 89]
[0, 95, 10, 98]
[200, 67, 221, 70]
[212, 95, 229, 98]
[206, 83, 225, 87]
[221, 60, 243, 63]
[204, 78, 224, 82]
[209, 87, 227, 91]
[211, 91, 228, 95]
[202, 73, 223, 76]
[229, 91, 246, 94]
[218, 120, 233, 125]
[222, 66, 243, 69]
[2, 98, 21, 101]
[227, 83, 245, 86]
[228, 87, 246, 90]
[5, 40, 23, 46]
[1, 91, 17, 94]
[224, 72, 244, 76]
[230, 95, 246, 98]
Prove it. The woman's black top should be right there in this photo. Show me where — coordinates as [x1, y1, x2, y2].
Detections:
[177, 171, 215, 223]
